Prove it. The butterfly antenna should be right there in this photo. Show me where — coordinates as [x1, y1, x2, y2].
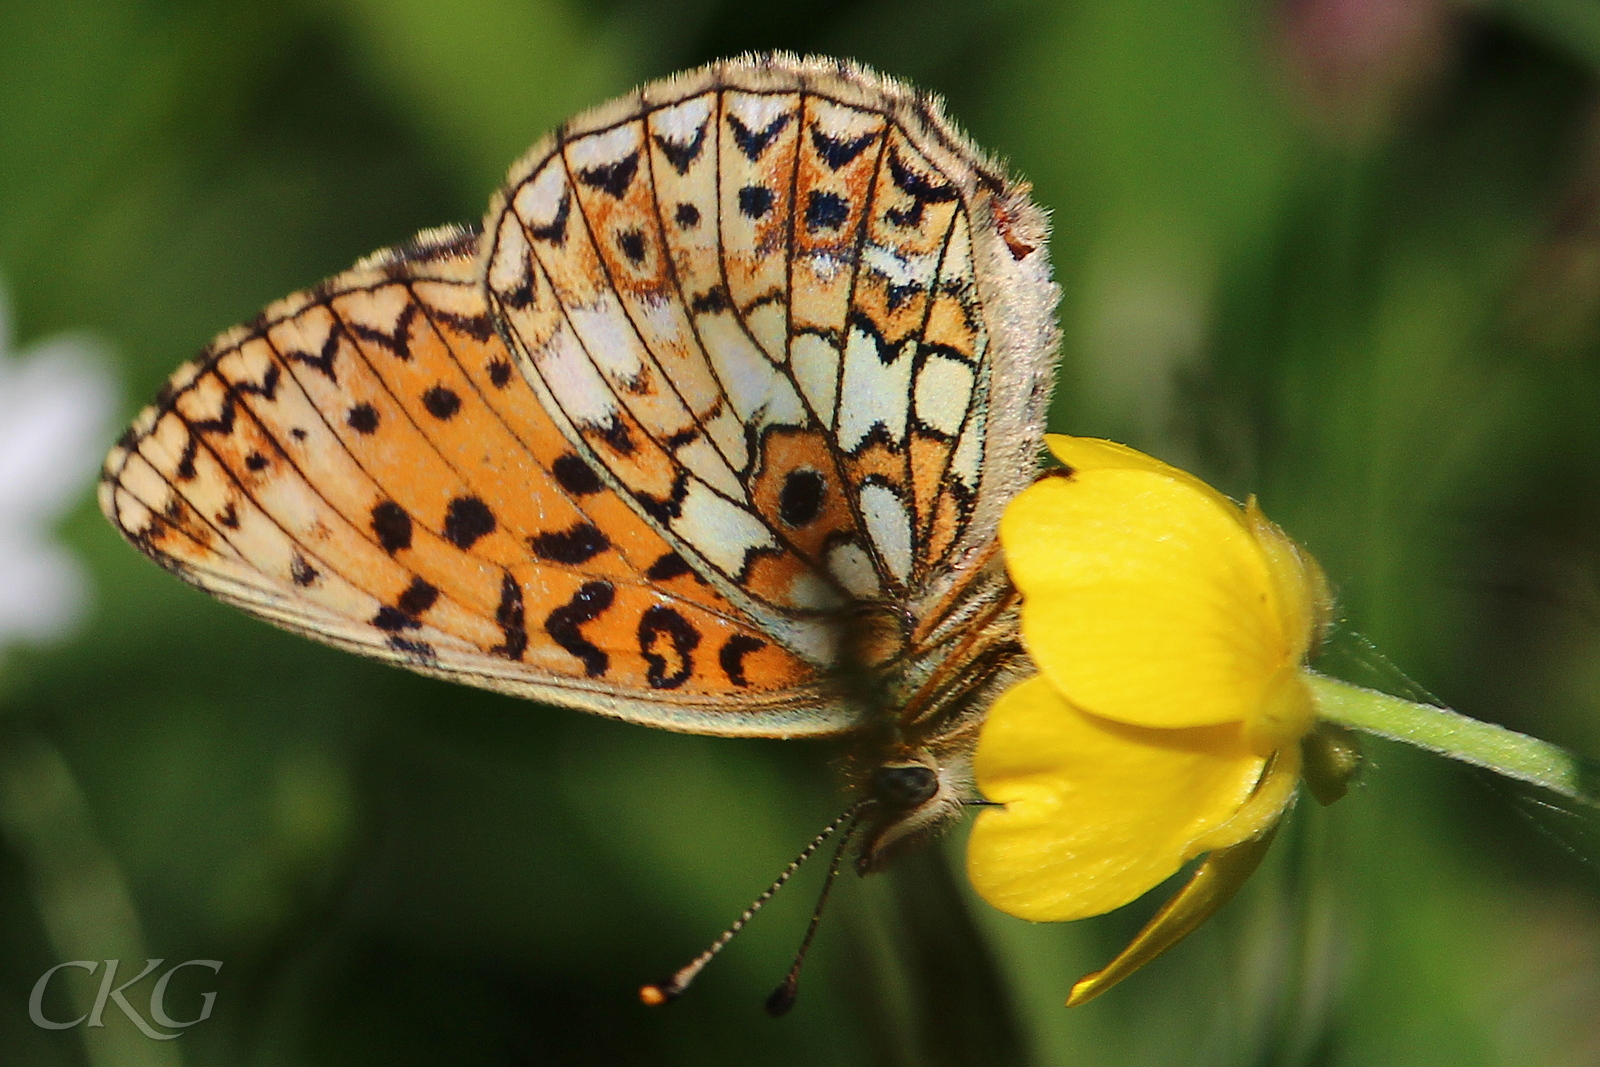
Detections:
[640, 802, 865, 1008]
[764, 806, 863, 1016]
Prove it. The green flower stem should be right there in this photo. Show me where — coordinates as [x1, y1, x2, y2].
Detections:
[1307, 672, 1599, 806]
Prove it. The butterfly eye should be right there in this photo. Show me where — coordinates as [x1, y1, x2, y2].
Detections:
[870, 764, 939, 809]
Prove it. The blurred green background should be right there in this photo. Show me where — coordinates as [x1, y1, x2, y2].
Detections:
[6, 0, 1600, 1063]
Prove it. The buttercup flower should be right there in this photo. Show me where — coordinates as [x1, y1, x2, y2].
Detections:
[968, 435, 1335, 1005]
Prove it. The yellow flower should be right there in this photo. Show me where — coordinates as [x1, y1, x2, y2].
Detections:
[967, 435, 1335, 1005]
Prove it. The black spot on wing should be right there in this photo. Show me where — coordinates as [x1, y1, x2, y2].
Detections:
[528, 521, 610, 564]
[422, 385, 461, 420]
[388, 636, 437, 664]
[290, 552, 318, 586]
[501, 278, 536, 310]
[552, 452, 604, 496]
[372, 606, 417, 634]
[616, 227, 647, 265]
[738, 185, 774, 219]
[691, 286, 730, 315]
[645, 551, 692, 581]
[486, 360, 513, 387]
[804, 190, 849, 232]
[432, 307, 497, 342]
[347, 403, 379, 433]
[371, 501, 413, 554]
[719, 633, 766, 687]
[592, 415, 637, 457]
[216, 503, 240, 529]
[443, 496, 495, 549]
[638, 605, 700, 690]
[778, 469, 826, 528]
[634, 471, 688, 524]
[675, 202, 701, 229]
[372, 577, 437, 632]
[545, 580, 615, 677]
[175, 436, 199, 481]
[396, 576, 439, 616]
[243, 452, 269, 472]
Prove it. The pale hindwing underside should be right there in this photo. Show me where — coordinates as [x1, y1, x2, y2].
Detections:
[483, 58, 1057, 664]
[100, 56, 1058, 738]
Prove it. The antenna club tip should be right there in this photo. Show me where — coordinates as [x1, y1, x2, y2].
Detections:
[764, 981, 798, 1017]
[639, 983, 676, 1007]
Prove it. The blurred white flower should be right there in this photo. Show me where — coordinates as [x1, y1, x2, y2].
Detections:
[0, 282, 116, 648]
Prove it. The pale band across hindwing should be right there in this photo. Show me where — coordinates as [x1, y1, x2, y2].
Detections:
[483, 57, 1057, 667]
[99, 235, 849, 737]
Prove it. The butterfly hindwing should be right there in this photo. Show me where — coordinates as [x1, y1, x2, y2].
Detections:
[483, 57, 1057, 667]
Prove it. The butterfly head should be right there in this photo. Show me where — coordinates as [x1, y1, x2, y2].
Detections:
[854, 749, 972, 874]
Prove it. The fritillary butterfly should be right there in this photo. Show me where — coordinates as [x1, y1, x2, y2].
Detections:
[100, 54, 1058, 876]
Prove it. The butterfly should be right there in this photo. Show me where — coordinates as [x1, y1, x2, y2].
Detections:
[100, 53, 1058, 900]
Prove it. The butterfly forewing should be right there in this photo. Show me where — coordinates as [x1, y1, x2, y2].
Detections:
[101, 233, 843, 737]
[102, 55, 1058, 745]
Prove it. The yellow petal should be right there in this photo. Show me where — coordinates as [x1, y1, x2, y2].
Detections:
[1245, 497, 1332, 662]
[1189, 741, 1300, 853]
[1001, 466, 1294, 729]
[1065, 826, 1280, 1007]
[967, 675, 1273, 922]
[1044, 435, 1244, 523]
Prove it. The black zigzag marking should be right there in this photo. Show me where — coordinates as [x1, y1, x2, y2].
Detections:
[544, 581, 615, 677]
[811, 125, 876, 170]
[283, 324, 342, 382]
[885, 148, 958, 227]
[653, 123, 708, 174]
[344, 300, 419, 361]
[719, 633, 766, 688]
[726, 111, 791, 161]
[527, 189, 573, 245]
[577, 152, 640, 199]
[489, 572, 528, 660]
[235, 364, 281, 401]
[638, 605, 699, 690]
